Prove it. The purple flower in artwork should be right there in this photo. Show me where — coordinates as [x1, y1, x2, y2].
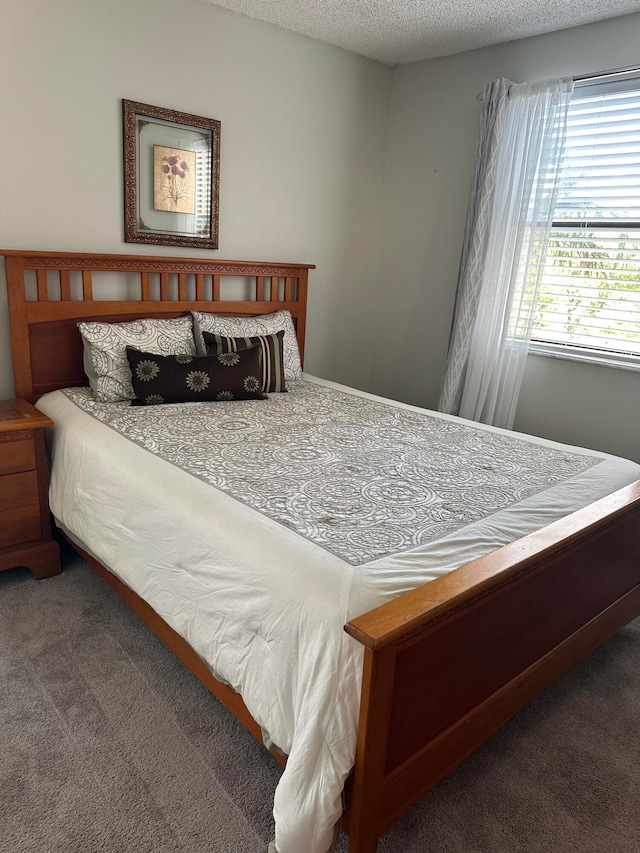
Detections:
[160, 151, 191, 208]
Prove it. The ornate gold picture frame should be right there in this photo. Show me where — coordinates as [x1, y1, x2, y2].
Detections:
[123, 100, 221, 249]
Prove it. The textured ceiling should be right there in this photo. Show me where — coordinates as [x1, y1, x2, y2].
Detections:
[200, 0, 640, 65]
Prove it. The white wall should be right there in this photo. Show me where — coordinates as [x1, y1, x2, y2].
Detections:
[375, 13, 640, 461]
[0, 0, 392, 398]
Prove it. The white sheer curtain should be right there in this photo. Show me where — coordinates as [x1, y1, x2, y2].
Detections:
[438, 76, 573, 429]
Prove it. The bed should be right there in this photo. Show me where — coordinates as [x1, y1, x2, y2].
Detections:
[4, 248, 640, 853]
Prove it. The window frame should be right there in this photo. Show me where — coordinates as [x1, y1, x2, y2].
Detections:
[530, 71, 640, 372]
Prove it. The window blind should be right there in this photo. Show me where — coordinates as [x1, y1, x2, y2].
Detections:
[533, 81, 640, 357]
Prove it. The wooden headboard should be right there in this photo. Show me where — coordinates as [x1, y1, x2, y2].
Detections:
[2, 250, 315, 402]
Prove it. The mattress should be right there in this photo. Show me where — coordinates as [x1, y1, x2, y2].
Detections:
[37, 375, 640, 853]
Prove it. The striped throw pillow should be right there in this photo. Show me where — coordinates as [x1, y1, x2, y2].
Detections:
[202, 330, 287, 393]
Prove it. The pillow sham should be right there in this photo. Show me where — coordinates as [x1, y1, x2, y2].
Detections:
[79, 316, 196, 403]
[202, 329, 286, 393]
[126, 345, 266, 405]
[192, 309, 302, 385]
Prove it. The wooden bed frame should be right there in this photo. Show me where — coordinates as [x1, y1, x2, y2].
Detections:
[4, 249, 640, 853]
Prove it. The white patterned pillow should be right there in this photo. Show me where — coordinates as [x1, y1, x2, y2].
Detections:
[192, 310, 302, 385]
[79, 316, 197, 402]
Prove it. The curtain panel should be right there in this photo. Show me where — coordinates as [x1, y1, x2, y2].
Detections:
[438, 76, 573, 428]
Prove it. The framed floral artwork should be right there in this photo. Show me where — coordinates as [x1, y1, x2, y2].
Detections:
[122, 100, 221, 249]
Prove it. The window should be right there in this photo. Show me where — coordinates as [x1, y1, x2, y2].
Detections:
[532, 73, 640, 369]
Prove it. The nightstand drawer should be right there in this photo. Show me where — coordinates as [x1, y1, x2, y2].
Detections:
[0, 398, 59, 579]
[0, 505, 41, 549]
[0, 471, 39, 513]
[0, 437, 36, 475]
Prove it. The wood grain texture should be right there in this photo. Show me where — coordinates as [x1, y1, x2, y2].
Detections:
[0, 470, 38, 512]
[343, 644, 397, 852]
[0, 540, 61, 579]
[0, 398, 60, 578]
[376, 584, 640, 836]
[0, 505, 41, 549]
[0, 437, 35, 475]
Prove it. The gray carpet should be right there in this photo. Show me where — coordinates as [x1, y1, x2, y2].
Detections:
[0, 544, 638, 853]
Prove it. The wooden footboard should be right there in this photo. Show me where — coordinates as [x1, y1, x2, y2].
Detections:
[344, 480, 640, 852]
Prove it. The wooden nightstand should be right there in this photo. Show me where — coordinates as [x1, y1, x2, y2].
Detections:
[0, 399, 61, 580]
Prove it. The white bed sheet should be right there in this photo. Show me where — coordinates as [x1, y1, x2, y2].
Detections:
[37, 375, 640, 853]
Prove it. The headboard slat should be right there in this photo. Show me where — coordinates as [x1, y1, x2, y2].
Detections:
[285, 277, 294, 302]
[141, 272, 151, 300]
[36, 269, 47, 301]
[82, 270, 93, 300]
[60, 270, 71, 301]
[178, 274, 188, 301]
[196, 274, 205, 300]
[160, 273, 170, 300]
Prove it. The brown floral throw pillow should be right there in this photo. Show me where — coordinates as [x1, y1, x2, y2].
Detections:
[202, 329, 287, 393]
[126, 344, 266, 405]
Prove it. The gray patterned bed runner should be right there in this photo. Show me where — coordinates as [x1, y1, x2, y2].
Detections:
[64, 382, 599, 565]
